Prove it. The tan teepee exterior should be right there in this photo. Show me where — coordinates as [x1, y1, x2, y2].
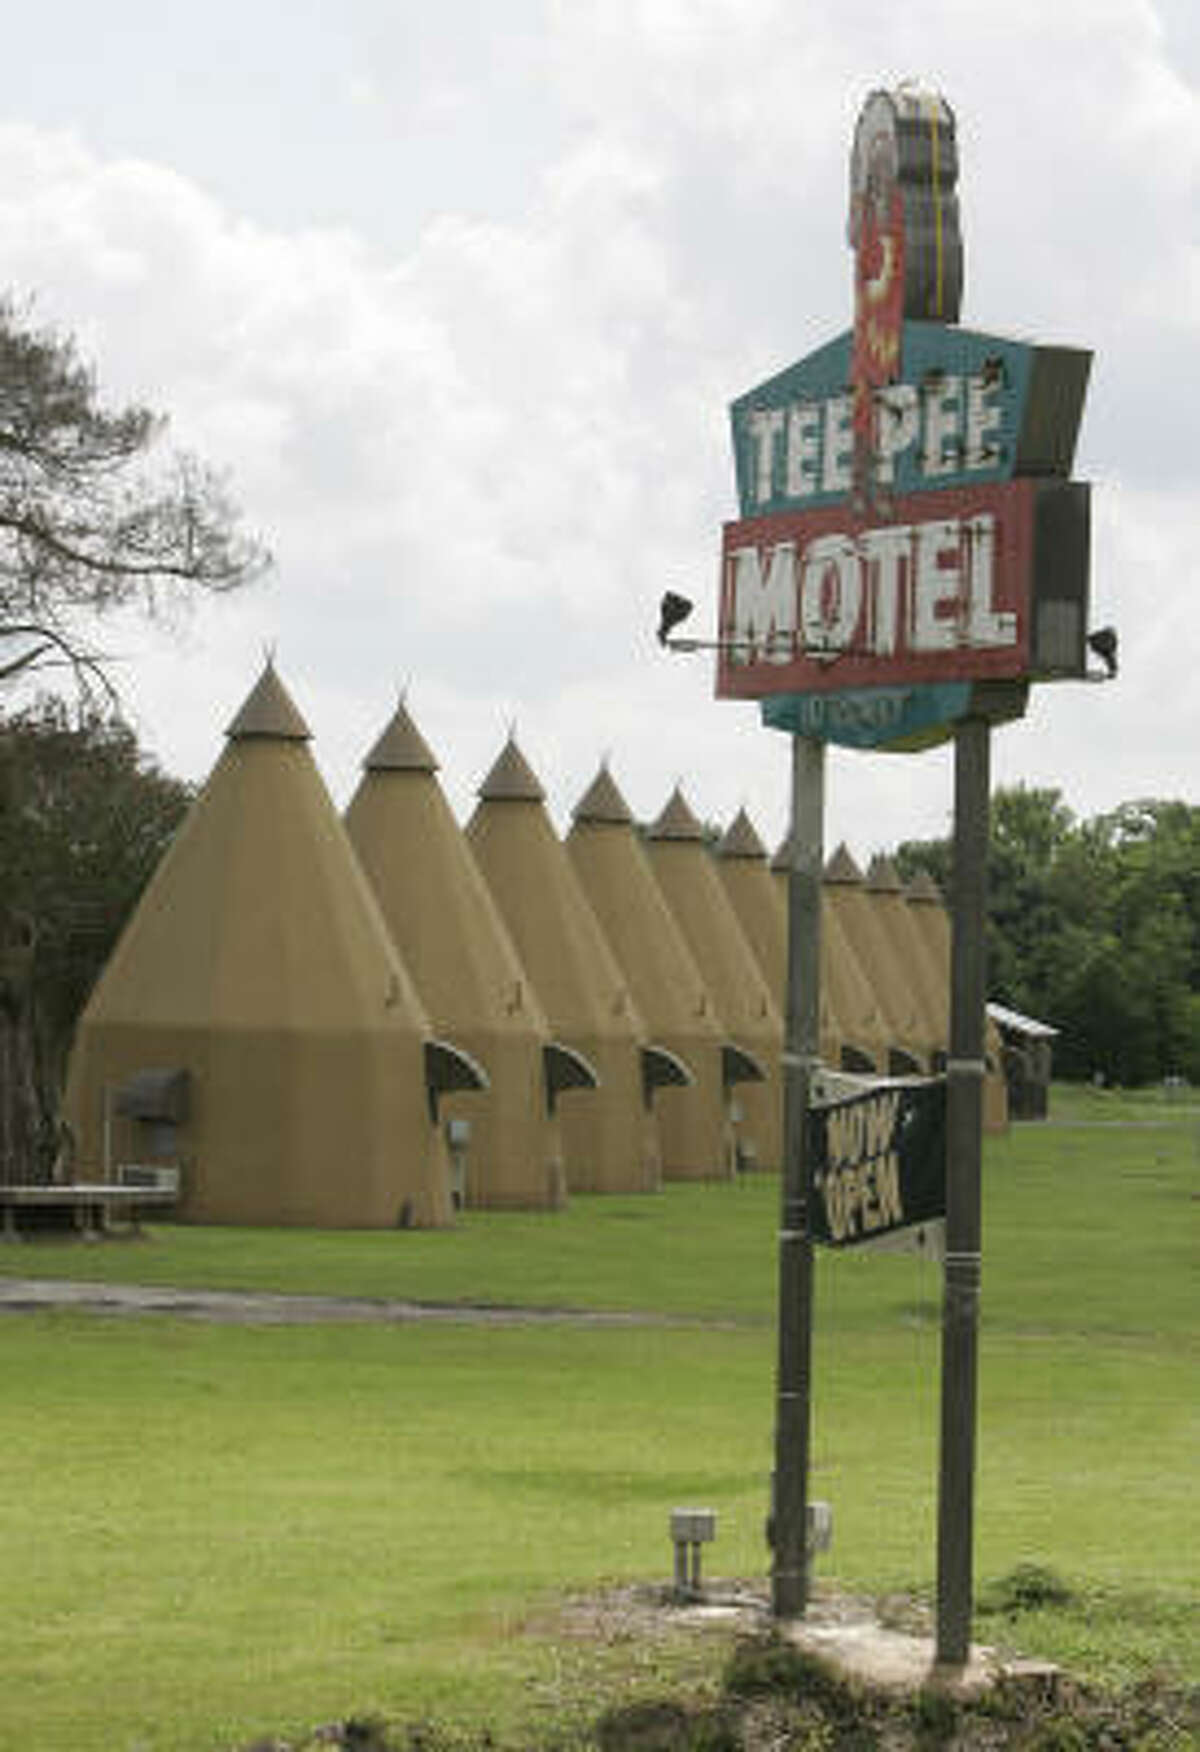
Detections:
[64, 665, 467, 1227]
[863, 855, 943, 1069]
[466, 737, 659, 1194]
[823, 844, 930, 1073]
[345, 702, 568, 1210]
[770, 836, 890, 1073]
[646, 788, 784, 1172]
[904, 870, 1009, 1132]
[566, 764, 734, 1180]
[717, 810, 841, 1067]
[905, 868, 953, 1037]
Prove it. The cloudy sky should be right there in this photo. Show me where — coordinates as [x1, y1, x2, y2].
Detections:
[2, 0, 1197, 856]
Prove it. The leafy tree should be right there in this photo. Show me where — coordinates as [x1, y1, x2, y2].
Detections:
[894, 786, 1200, 1086]
[0, 294, 267, 701]
[0, 294, 263, 1178]
[0, 701, 191, 1182]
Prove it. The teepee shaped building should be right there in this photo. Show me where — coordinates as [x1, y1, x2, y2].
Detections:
[771, 836, 891, 1074]
[717, 810, 840, 1067]
[866, 855, 948, 1062]
[345, 702, 568, 1210]
[823, 844, 929, 1074]
[64, 664, 469, 1227]
[566, 764, 733, 1180]
[862, 854, 943, 1069]
[646, 788, 784, 1173]
[904, 870, 1009, 1131]
[466, 736, 659, 1194]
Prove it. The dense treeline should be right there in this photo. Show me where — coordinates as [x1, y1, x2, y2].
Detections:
[0, 702, 191, 1180]
[894, 787, 1200, 1086]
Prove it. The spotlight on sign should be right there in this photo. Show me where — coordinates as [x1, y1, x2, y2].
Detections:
[1086, 626, 1118, 679]
[657, 591, 694, 646]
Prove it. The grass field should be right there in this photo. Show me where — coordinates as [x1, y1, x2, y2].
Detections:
[0, 1085, 1195, 1750]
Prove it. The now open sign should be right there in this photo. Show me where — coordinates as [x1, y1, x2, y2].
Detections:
[807, 1079, 947, 1247]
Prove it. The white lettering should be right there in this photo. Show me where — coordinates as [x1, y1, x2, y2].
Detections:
[728, 542, 797, 664]
[864, 1091, 900, 1158]
[785, 402, 821, 498]
[858, 1163, 880, 1231]
[875, 1153, 904, 1227]
[964, 515, 1016, 647]
[819, 1096, 908, 1241]
[821, 395, 854, 495]
[859, 525, 910, 655]
[801, 534, 862, 652]
[912, 519, 963, 651]
[728, 510, 1014, 666]
[747, 407, 785, 505]
[739, 364, 1017, 507]
[965, 373, 1002, 470]
[921, 373, 962, 478]
[874, 383, 919, 484]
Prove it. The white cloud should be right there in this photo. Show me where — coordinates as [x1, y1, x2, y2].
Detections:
[0, 0, 1196, 866]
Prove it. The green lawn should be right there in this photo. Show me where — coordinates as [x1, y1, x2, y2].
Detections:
[0, 1087, 1195, 1750]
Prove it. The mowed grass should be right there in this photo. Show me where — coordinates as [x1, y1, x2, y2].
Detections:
[0, 1087, 1195, 1750]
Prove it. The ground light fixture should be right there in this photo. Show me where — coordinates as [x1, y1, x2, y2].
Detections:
[669, 1507, 716, 1599]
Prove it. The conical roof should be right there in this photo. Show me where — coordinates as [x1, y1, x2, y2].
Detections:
[766, 836, 881, 1069]
[566, 769, 731, 1181]
[717, 807, 767, 861]
[225, 660, 311, 741]
[906, 868, 952, 1035]
[347, 706, 565, 1210]
[468, 737, 658, 1194]
[906, 868, 945, 906]
[648, 785, 705, 842]
[824, 842, 864, 884]
[824, 840, 933, 1071]
[866, 854, 904, 893]
[572, 762, 633, 826]
[645, 788, 783, 1172]
[362, 698, 438, 773]
[478, 734, 545, 802]
[898, 871, 1007, 1130]
[866, 854, 947, 1054]
[65, 665, 452, 1228]
[716, 821, 788, 1009]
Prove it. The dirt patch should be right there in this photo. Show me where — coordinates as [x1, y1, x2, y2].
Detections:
[0, 1276, 710, 1327]
[229, 1596, 1199, 1751]
[550, 1581, 1025, 1698]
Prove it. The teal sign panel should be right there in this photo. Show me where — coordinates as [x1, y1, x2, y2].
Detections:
[762, 683, 971, 750]
[729, 322, 1089, 521]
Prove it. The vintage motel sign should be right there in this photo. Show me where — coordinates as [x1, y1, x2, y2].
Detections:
[736, 88, 1103, 1656]
[715, 90, 1092, 746]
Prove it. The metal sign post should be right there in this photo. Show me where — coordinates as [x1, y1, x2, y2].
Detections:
[937, 712, 991, 1665]
[772, 732, 824, 1617]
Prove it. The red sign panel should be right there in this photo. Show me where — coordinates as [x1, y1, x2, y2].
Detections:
[717, 479, 1037, 700]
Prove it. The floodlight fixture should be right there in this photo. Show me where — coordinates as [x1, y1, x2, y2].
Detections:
[1086, 626, 1118, 679]
[657, 591, 694, 645]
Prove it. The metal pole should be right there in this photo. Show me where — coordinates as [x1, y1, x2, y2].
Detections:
[772, 733, 825, 1618]
[936, 714, 990, 1666]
